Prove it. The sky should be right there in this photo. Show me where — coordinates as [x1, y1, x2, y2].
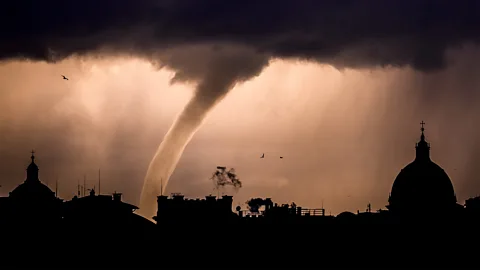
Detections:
[1, 1, 480, 215]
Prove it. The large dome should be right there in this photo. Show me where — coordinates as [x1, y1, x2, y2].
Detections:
[388, 123, 457, 213]
[389, 160, 456, 208]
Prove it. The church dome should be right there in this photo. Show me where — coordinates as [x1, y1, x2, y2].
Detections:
[388, 122, 457, 213]
[336, 211, 356, 219]
[9, 151, 55, 200]
[10, 180, 56, 200]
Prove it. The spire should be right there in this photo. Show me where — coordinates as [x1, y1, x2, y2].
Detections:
[30, 149, 35, 163]
[415, 121, 430, 161]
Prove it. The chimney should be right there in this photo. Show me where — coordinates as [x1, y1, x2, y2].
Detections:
[156, 195, 169, 223]
[265, 198, 273, 211]
[158, 195, 168, 201]
[173, 194, 184, 200]
[221, 195, 233, 212]
[113, 192, 122, 202]
[205, 195, 216, 202]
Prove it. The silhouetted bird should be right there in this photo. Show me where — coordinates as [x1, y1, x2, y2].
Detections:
[280, 156, 283, 159]
[260, 153, 264, 158]
[62, 75, 69, 80]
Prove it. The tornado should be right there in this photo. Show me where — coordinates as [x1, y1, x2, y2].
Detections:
[138, 45, 269, 219]
[138, 78, 233, 218]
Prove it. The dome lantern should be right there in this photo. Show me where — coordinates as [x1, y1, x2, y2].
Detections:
[26, 149, 39, 182]
[415, 121, 430, 161]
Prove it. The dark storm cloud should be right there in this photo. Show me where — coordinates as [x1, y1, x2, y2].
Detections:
[1, 0, 480, 71]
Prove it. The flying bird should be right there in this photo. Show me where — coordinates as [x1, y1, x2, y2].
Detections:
[61, 75, 69, 80]
[260, 153, 264, 158]
[280, 156, 283, 159]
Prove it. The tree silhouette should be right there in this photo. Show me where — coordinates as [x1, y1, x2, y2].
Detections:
[246, 198, 273, 213]
[210, 166, 242, 193]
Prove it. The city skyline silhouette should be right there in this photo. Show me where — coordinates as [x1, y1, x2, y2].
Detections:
[1, 123, 479, 267]
[0, 120, 472, 216]
[2, 1, 480, 268]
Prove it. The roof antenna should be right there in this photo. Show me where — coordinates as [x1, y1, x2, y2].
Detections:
[83, 175, 86, 197]
[98, 169, 101, 195]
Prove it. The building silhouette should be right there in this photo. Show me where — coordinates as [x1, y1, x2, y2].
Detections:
[3, 123, 480, 267]
[1, 123, 480, 230]
[0, 151, 63, 226]
[155, 193, 236, 225]
[63, 189, 155, 232]
[387, 122, 460, 218]
[0, 151, 155, 236]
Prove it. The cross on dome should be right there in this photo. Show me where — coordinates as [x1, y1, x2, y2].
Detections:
[420, 121, 425, 132]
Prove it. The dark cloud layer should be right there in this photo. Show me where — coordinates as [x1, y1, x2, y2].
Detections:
[1, 0, 480, 70]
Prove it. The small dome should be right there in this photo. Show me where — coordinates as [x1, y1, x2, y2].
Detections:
[10, 180, 55, 200]
[9, 151, 55, 201]
[336, 211, 356, 219]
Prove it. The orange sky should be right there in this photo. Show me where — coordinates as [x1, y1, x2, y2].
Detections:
[1, 46, 480, 214]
